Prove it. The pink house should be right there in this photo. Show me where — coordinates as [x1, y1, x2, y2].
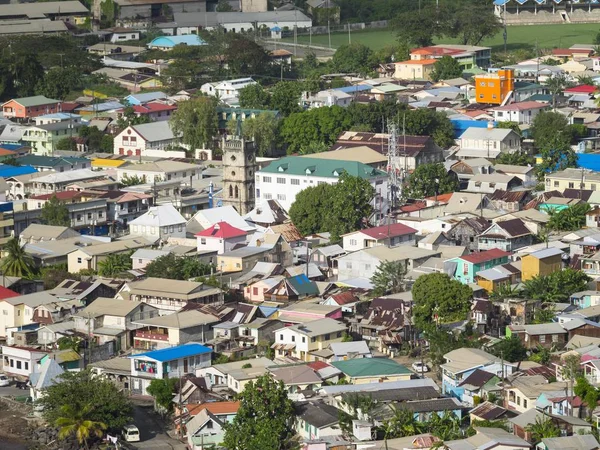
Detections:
[244, 277, 284, 303]
[196, 221, 247, 254]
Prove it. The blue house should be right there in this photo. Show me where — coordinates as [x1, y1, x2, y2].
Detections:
[0, 165, 37, 178]
[404, 397, 464, 421]
[124, 91, 168, 106]
[148, 35, 207, 51]
[129, 343, 212, 395]
[447, 248, 510, 284]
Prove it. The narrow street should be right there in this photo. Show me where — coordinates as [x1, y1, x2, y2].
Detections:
[131, 405, 187, 450]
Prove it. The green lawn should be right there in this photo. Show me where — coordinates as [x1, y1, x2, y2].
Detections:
[284, 23, 600, 51]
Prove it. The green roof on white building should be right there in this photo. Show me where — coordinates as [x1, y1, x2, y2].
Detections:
[260, 156, 387, 179]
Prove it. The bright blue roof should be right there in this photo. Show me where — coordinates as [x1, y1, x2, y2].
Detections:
[451, 119, 497, 138]
[0, 143, 25, 151]
[0, 165, 37, 178]
[124, 91, 168, 105]
[577, 154, 600, 172]
[334, 85, 372, 94]
[130, 343, 211, 362]
[148, 35, 207, 49]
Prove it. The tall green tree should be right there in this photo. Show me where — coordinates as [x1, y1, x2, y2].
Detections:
[328, 171, 375, 240]
[288, 183, 333, 236]
[412, 273, 472, 331]
[270, 81, 303, 117]
[332, 43, 374, 74]
[36, 67, 83, 100]
[371, 260, 407, 297]
[525, 417, 560, 444]
[574, 376, 600, 418]
[0, 238, 35, 277]
[546, 74, 572, 109]
[392, 9, 441, 47]
[547, 203, 591, 232]
[239, 84, 271, 109]
[97, 252, 132, 277]
[147, 378, 179, 411]
[79, 126, 113, 152]
[56, 404, 107, 450]
[242, 113, 279, 156]
[431, 56, 463, 82]
[39, 370, 132, 432]
[170, 96, 218, 150]
[443, 2, 502, 45]
[56, 137, 78, 151]
[223, 375, 297, 450]
[117, 106, 151, 129]
[225, 37, 271, 77]
[41, 195, 71, 227]
[531, 111, 578, 173]
[403, 109, 455, 148]
[495, 150, 533, 165]
[406, 163, 459, 198]
[490, 335, 527, 363]
[145, 254, 213, 280]
[521, 268, 590, 302]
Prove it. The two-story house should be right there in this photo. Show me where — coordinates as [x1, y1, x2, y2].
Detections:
[272, 318, 347, 361]
[116, 160, 201, 185]
[448, 248, 511, 284]
[341, 223, 417, 252]
[185, 402, 240, 450]
[0, 291, 57, 337]
[129, 343, 212, 396]
[521, 248, 563, 282]
[72, 297, 158, 351]
[2, 95, 61, 119]
[456, 127, 521, 159]
[492, 101, 549, 125]
[2, 345, 50, 379]
[441, 348, 516, 401]
[113, 121, 177, 157]
[477, 219, 534, 253]
[102, 191, 153, 227]
[198, 357, 274, 394]
[22, 121, 83, 156]
[446, 217, 491, 253]
[120, 277, 222, 314]
[128, 204, 187, 242]
[196, 222, 248, 255]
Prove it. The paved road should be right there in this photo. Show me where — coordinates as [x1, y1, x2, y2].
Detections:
[0, 384, 30, 398]
[130, 405, 187, 450]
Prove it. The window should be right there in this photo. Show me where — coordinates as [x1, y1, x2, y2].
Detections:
[280, 334, 284, 341]
[253, 287, 258, 295]
[169, 226, 174, 233]
[99, 211, 103, 218]
[2, 310, 6, 316]
[523, 399, 528, 409]
[77, 258, 82, 264]
[201, 238, 206, 245]
[163, 226, 168, 233]
[569, 182, 575, 188]
[346, 262, 352, 269]
[592, 184, 597, 191]
[291, 179, 300, 185]
[302, 336, 306, 343]
[178, 225, 183, 232]
[311, 337, 316, 343]
[276, 177, 286, 184]
[539, 335, 546, 343]
[349, 239, 357, 246]
[552, 334, 559, 343]
[291, 336, 295, 342]
[517, 396, 521, 406]
[337, 331, 342, 338]
[324, 334, 330, 340]
[16, 361, 21, 370]
[263, 176, 272, 183]
[263, 193, 272, 200]
[76, 214, 82, 221]
[277, 194, 286, 201]
[554, 181, 559, 187]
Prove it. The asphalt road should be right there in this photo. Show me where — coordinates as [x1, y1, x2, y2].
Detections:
[0, 384, 30, 398]
[130, 405, 187, 450]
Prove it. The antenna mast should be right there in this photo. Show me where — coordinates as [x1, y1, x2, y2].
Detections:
[387, 122, 400, 212]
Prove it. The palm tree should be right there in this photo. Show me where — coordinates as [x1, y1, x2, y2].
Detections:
[55, 404, 107, 450]
[97, 252, 131, 277]
[546, 74, 569, 109]
[0, 238, 35, 277]
[525, 417, 560, 444]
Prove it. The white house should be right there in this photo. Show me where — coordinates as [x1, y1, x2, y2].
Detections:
[198, 357, 274, 394]
[113, 121, 177, 157]
[301, 90, 353, 109]
[456, 127, 521, 159]
[0, 291, 57, 337]
[342, 223, 417, 252]
[129, 204, 187, 241]
[109, 28, 140, 43]
[272, 318, 347, 361]
[116, 160, 201, 184]
[129, 343, 211, 395]
[256, 156, 388, 222]
[492, 101, 549, 125]
[2, 345, 49, 379]
[131, 248, 169, 270]
[195, 221, 247, 254]
[200, 78, 257, 100]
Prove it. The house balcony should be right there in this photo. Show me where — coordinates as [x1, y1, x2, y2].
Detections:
[0, 218, 13, 228]
[135, 330, 169, 341]
[23, 134, 49, 143]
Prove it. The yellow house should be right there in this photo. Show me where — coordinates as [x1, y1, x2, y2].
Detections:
[330, 358, 412, 384]
[394, 59, 436, 80]
[544, 167, 600, 192]
[521, 248, 563, 281]
[67, 237, 152, 273]
[0, 291, 56, 337]
[217, 246, 273, 273]
[92, 159, 127, 170]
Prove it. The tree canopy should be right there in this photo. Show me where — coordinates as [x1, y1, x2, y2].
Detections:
[241, 113, 279, 157]
[406, 163, 459, 198]
[39, 370, 132, 432]
[170, 96, 218, 150]
[371, 260, 408, 296]
[431, 56, 463, 82]
[547, 203, 591, 232]
[411, 273, 472, 331]
[222, 374, 297, 450]
[145, 254, 213, 280]
[521, 268, 591, 302]
[531, 111, 578, 174]
[0, 238, 35, 278]
[41, 195, 71, 227]
[97, 252, 132, 277]
[490, 335, 527, 363]
[332, 43, 373, 74]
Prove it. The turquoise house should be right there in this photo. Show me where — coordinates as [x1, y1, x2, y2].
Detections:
[539, 197, 584, 213]
[448, 248, 510, 284]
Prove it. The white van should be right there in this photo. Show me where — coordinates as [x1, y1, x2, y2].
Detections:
[0, 374, 10, 387]
[122, 425, 140, 442]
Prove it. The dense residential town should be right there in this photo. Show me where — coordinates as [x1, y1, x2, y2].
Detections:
[8, 1, 600, 450]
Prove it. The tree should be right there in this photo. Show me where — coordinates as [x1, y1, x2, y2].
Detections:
[496, 121, 523, 138]
[0, 238, 35, 277]
[120, 174, 146, 187]
[328, 172, 376, 240]
[332, 43, 373, 74]
[525, 417, 560, 444]
[239, 84, 271, 109]
[36, 67, 83, 100]
[382, 405, 424, 439]
[531, 111, 577, 173]
[495, 151, 533, 166]
[225, 37, 271, 77]
[392, 9, 441, 47]
[533, 305, 556, 324]
[270, 81, 303, 117]
[222, 375, 297, 450]
[56, 137, 78, 151]
[574, 376, 600, 418]
[147, 378, 179, 411]
[545, 74, 571, 109]
[548, 203, 591, 232]
[39, 370, 132, 432]
[78, 126, 113, 152]
[288, 183, 333, 236]
[490, 335, 527, 363]
[406, 163, 459, 199]
[443, 2, 502, 45]
[431, 56, 463, 82]
[411, 273, 472, 331]
[216, 0, 233, 11]
[242, 113, 279, 156]
[41, 195, 71, 227]
[56, 404, 107, 450]
[521, 268, 591, 303]
[97, 252, 132, 277]
[170, 96, 218, 150]
[371, 260, 407, 296]
[145, 254, 213, 280]
[117, 106, 150, 129]
[403, 109, 455, 149]
[529, 346, 552, 365]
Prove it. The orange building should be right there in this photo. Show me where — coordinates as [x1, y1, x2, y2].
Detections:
[2, 95, 61, 120]
[474, 69, 514, 105]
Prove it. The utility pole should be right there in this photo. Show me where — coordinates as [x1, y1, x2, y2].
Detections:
[327, 19, 331, 49]
[348, 23, 351, 45]
[535, 39, 540, 84]
[503, 2, 507, 54]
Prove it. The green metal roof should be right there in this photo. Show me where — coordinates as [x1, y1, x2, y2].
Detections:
[12, 95, 60, 107]
[17, 155, 88, 167]
[260, 156, 387, 180]
[331, 358, 412, 378]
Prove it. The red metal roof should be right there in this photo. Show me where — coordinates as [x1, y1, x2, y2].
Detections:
[423, 193, 453, 203]
[195, 221, 247, 239]
[460, 248, 510, 264]
[131, 102, 177, 114]
[359, 223, 418, 240]
[0, 286, 19, 300]
[29, 191, 82, 201]
[307, 361, 330, 371]
[493, 101, 547, 112]
[564, 85, 597, 94]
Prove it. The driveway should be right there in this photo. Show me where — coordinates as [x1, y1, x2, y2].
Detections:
[0, 384, 30, 399]
[130, 405, 187, 450]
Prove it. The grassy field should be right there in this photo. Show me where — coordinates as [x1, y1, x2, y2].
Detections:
[284, 23, 600, 51]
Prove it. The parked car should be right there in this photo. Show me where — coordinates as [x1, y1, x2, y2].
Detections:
[412, 361, 429, 373]
[15, 381, 28, 390]
[0, 374, 9, 387]
[122, 425, 140, 442]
